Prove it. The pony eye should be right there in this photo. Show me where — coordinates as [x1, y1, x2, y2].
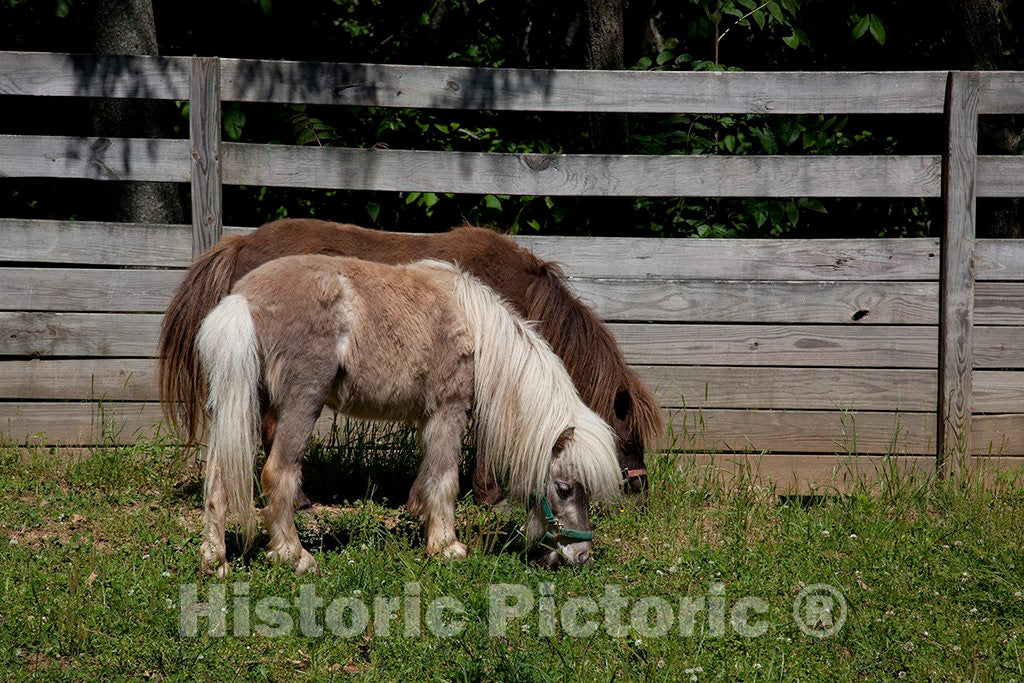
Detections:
[555, 482, 572, 498]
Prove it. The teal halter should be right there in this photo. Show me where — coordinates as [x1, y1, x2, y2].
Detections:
[528, 493, 594, 547]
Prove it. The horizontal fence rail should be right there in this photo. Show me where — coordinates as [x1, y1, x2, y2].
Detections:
[4, 52, 1024, 114]
[5, 134, 1024, 198]
[2, 51, 1023, 490]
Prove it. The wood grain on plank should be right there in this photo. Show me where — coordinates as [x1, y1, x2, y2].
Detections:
[218, 59, 952, 112]
[637, 366, 936, 411]
[6, 53, 1021, 116]
[977, 155, 1024, 197]
[976, 239, 1024, 280]
[189, 57, 223, 259]
[0, 312, 162, 357]
[0, 401, 166, 445]
[0, 135, 189, 182]
[570, 278, 937, 324]
[972, 414, 1024, 455]
[938, 71, 979, 473]
[678, 453, 936, 494]
[974, 282, 1024, 325]
[515, 236, 941, 280]
[977, 71, 1024, 114]
[0, 219, 191, 267]
[974, 371, 1024, 412]
[222, 144, 943, 197]
[0, 359, 157, 400]
[665, 408, 935, 454]
[610, 323, 937, 367]
[0, 268, 181, 312]
[0, 51, 189, 99]
[974, 326, 1024, 368]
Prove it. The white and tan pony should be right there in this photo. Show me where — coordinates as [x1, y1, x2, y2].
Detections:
[194, 255, 621, 576]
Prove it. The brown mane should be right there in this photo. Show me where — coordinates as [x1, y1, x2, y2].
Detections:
[524, 260, 664, 451]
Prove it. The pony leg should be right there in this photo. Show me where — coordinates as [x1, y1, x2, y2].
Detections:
[472, 463, 507, 507]
[408, 406, 468, 560]
[264, 407, 313, 511]
[200, 460, 231, 577]
[261, 409, 319, 575]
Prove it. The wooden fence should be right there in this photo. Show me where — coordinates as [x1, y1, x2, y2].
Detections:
[1, 51, 1022, 491]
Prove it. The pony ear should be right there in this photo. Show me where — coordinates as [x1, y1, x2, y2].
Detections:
[552, 426, 575, 454]
[613, 389, 632, 421]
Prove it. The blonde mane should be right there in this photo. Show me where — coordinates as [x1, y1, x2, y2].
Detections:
[420, 259, 620, 502]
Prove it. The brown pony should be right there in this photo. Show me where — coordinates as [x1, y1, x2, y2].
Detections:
[159, 219, 662, 497]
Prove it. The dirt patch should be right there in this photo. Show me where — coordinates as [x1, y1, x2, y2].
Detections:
[6, 512, 111, 551]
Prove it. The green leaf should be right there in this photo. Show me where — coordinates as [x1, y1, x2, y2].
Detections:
[223, 105, 246, 141]
[366, 201, 380, 223]
[786, 201, 800, 226]
[635, 56, 652, 70]
[527, 219, 541, 232]
[55, 0, 71, 17]
[782, 33, 799, 49]
[421, 192, 439, 208]
[723, 135, 737, 153]
[483, 194, 502, 210]
[868, 14, 886, 45]
[405, 192, 421, 205]
[752, 9, 766, 29]
[851, 15, 870, 40]
[767, 1, 785, 23]
[656, 50, 673, 66]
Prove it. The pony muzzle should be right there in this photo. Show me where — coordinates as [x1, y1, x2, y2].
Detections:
[528, 494, 594, 568]
[622, 467, 648, 494]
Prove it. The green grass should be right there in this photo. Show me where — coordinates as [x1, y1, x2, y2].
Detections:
[1, 435, 1022, 681]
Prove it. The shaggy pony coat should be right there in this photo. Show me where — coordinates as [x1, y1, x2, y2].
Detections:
[197, 255, 620, 575]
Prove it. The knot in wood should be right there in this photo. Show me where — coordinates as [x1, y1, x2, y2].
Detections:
[520, 154, 555, 172]
[445, 78, 460, 93]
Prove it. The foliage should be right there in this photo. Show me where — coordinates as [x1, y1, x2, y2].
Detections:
[2, 1, 1020, 237]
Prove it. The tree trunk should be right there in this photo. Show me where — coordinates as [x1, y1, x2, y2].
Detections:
[583, 0, 631, 235]
[84, 0, 184, 224]
[955, 0, 1022, 238]
[583, 0, 628, 153]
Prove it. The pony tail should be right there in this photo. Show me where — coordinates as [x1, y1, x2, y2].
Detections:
[158, 236, 245, 456]
[197, 294, 261, 544]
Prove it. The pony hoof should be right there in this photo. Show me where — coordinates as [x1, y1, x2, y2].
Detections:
[200, 556, 231, 577]
[440, 542, 468, 561]
[295, 550, 318, 575]
[266, 548, 289, 566]
[200, 543, 228, 577]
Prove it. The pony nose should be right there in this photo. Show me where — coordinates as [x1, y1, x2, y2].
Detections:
[574, 547, 592, 565]
[627, 473, 648, 495]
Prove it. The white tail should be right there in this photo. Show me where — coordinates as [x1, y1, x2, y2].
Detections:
[197, 294, 261, 544]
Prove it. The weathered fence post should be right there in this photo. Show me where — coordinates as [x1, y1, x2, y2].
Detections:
[189, 56, 222, 259]
[937, 71, 980, 478]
